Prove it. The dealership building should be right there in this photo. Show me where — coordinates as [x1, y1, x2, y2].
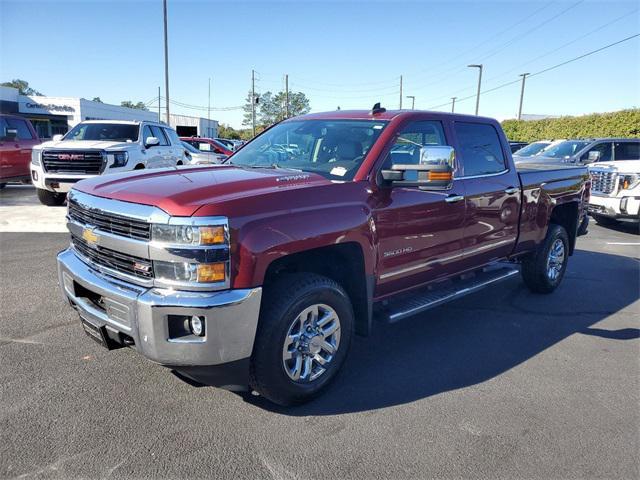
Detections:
[0, 86, 218, 139]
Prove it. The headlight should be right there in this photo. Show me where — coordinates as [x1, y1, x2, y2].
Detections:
[110, 151, 129, 168]
[154, 260, 226, 283]
[620, 174, 640, 190]
[31, 149, 41, 166]
[151, 224, 226, 245]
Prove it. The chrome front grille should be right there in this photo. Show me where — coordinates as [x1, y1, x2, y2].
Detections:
[72, 235, 153, 280]
[590, 170, 617, 194]
[68, 199, 151, 241]
[42, 150, 105, 174]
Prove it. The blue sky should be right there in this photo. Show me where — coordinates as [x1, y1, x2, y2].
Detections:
[1, 0, 638, 128]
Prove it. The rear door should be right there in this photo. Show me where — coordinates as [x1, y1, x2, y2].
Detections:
[162, 127, 186, 164]
[150, 126, 173, 167]
[453, 121, 521, 267]
[372, 118, 467, 297]
[613, 141, 640, 161]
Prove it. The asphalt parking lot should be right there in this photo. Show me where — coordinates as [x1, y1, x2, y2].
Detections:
[1, 185, 639, 479]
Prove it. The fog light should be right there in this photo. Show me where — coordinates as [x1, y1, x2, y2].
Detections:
[190, 316, 205, 336]
[32, 170, 38, 181]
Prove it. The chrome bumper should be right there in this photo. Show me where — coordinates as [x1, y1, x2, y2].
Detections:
[57, 248, 262, 367]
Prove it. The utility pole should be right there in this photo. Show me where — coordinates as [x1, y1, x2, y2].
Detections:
[251, 69, 256, 137]
[518, 73, 530, 121]
[158, 86, 161, 122]
[208, 77, 211, 137]
[468, 64, 483, 115]
[285, 74, 289, 119]
[399, 75, 403, 109]
[451, 97, 457, 113]
[406, 95, 415, 110]
[163, 0, 170, 122]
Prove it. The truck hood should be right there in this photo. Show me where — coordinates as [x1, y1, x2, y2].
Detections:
[588, 160, 640, 173]
[73, 165, 332, 216]
[35, 139, 134, 150]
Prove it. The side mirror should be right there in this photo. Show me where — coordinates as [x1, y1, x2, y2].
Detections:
[5, 128, 18, 140]
[381, 145, 455, 190]
[586, 150, 601, 163]
[52, 134, 64, 142]
[145, 136, 160, 148]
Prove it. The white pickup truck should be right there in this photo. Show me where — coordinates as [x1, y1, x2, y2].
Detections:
[30, 120, 187, 206]
[589, 159, 640, 226]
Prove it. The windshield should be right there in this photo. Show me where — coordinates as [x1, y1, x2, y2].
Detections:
[542, 140, 589, 158]
[229, 119, 387, 180]
[514, 141, 550, 157]
[182, 141, 201, 154]
[64, 123, 139, 142]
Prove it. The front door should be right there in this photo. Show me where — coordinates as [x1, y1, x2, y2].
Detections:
[453, 121, 521, 267]
[372, 119, 467, 297]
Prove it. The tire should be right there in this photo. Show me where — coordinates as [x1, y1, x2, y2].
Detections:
[592, 213, 618, 227]
[134, 164, 145, 170]
[521, 223, 569, 294]
[250, 273, 354, 406]
[36, 188, 67, 206]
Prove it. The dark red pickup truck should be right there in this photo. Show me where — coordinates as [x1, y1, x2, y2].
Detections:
[57, 108, 590, 405]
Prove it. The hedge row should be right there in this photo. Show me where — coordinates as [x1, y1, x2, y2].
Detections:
[501, 109, 640, 142]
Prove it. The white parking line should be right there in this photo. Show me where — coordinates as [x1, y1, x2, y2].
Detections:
[606, 242, 640, 246]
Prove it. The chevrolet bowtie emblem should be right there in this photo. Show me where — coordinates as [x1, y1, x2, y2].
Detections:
[82, 227, 99, 245]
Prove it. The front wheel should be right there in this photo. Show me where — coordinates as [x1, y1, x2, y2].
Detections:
[36, 188, 67, 206]
[521, 223, 569, 294]
[250, 273, 354, 406]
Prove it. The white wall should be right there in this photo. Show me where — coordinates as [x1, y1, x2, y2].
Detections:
[80, 99, 158, 124]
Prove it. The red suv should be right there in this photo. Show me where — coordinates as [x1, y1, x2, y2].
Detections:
[0, 114, 40, 188]
[180, 136, 233, 157]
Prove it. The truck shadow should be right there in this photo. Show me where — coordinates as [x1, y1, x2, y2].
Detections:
[246, 249, 639, 415]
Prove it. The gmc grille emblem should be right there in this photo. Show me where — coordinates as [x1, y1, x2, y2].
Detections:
[58, 153, 84, 160]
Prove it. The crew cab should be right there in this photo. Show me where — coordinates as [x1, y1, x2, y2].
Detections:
[588, 159, 640, 226]
[0, 114, 40, 188]
[56, 108, 590, 406]
[31, 120, 187, 206]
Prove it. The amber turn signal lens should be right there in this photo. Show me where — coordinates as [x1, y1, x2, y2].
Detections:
[428, 171, 453, 181]
[197, 263, 226, 282]
[199, 226, 226, 245]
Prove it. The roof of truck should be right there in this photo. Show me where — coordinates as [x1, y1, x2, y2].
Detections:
[290, 109, 496, 123]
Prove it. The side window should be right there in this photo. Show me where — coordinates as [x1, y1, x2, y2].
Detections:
[213, 144, 226, 154]
[5, 118, 34, 140]
[163, 128, 181, 146]
[581, 142, 612, 162]
[614, 142, 640, 161]
[383, 121, 447, 180]
[151, 126, 169, 146]
[454, 122, 506, 177]
[142, 125, 154, 144]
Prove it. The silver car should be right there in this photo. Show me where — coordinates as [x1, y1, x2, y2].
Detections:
[519, 138, 640, 165]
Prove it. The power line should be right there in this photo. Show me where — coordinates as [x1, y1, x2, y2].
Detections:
[417, 8, 639, 107]
[408, 0, 586, 91]
[427, 33, 640, 110]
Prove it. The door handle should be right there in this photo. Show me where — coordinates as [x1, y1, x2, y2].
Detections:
[504, 186, 520, 194]
[444, 194, 465, 203]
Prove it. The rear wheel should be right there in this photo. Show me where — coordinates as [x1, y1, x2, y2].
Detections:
[250, 273, 353, 406]
[521, 223, 569, 294]
[36, 188, 66, 206]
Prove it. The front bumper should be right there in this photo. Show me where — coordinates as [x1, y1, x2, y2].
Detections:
[589, 194, 640, 221]
[30, 162, 94, 193]
[57, 248, 262, 370]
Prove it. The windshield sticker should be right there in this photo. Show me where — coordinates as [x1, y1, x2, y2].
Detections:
[330, 166, 347, 177]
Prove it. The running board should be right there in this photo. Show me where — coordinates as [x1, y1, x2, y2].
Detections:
[384, 267, 519, 323]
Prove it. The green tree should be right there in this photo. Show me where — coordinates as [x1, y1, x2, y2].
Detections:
[242, 90, 311, 129]
[218, 123, 242, 140]
[120, 100, 149, 111]
[92, 97, 103, 103]
[1, 79, 43, 95]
